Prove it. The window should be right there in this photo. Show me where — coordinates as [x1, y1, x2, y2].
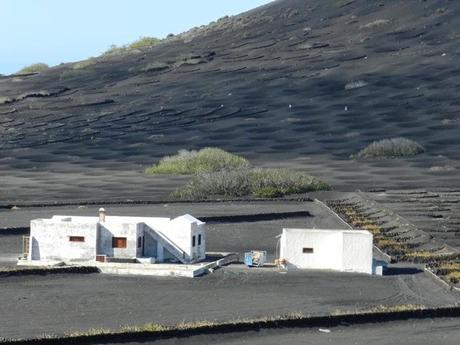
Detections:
[69, 236, 85, 242]
[198, 234, 202, 246]
[112, 237, 127, 248]
[192, 235, 196, 247]
[137, 236, 142, 249]
[302, 247, 314, 254]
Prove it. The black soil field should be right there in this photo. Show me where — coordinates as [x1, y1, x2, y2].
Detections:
[1, 0, 460, 203]
[113, 318, 460, 345]
[0, 269, 457, 339]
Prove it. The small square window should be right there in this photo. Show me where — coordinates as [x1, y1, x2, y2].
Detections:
[112, 237, 127, 248]
[303, 247, 314, 254]
[198, 234, 202, 246]
[192, 235, 196, 247]
[69, 236, 85, 242]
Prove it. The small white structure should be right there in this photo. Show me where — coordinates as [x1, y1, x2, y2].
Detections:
[279, 228, 373, 275]
[26, 209, 206, 265]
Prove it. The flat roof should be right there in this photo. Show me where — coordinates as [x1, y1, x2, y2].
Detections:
[33, 214, 204, 225]
[282, 228, 372, 236]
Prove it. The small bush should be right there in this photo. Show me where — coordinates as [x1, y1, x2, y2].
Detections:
[127, 37, 161, 50]
[16, 63, 49, 74]
[145, 148, 250, 175]
[352, 138, 425, 159]
[171, 168, 329, 200]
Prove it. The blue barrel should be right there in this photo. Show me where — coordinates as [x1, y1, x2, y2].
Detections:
[244, 252, 253, 266]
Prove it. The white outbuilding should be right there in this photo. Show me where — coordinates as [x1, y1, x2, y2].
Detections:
[26, 209, 206, 265]
[279, 228, 373, 274]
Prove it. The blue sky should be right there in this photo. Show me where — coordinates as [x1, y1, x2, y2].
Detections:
[0, 0, 273, 75]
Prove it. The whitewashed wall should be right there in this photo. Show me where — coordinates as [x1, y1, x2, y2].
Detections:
[151, 216, 206, 263]
[97, 222, 138, 258]
[280, 229, 343, 271]
[280, 229, 373, 274]
[193, 223, 206, 261]
[342, 231, 373, 274]
[29, 215, 206, 264]
[30, 219, 97, 261]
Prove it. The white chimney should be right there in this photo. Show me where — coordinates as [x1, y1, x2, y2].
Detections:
[98, 208, 106, 222]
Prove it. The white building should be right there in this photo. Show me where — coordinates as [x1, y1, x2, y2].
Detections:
[279, 228, 373, 274]
[26, 209, 206, 265]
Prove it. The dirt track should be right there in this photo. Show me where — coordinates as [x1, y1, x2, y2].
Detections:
[0, 267, 458, 339]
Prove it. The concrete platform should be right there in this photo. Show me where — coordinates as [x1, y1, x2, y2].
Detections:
[17, 253, 238, 278]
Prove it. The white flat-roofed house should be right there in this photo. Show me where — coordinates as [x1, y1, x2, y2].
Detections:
[279, 228, 373, 274]
[26, 209, 206, 265]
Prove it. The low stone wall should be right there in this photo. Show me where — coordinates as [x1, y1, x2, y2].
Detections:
[0, 266, 99, 278]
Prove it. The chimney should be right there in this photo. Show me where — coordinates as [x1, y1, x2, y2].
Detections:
[98, 208, 106, 222]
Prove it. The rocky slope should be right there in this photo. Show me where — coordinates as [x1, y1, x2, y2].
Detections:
[1, 0, 459, 202]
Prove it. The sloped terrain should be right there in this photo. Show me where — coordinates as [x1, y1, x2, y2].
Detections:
[1, 0, 460, 203]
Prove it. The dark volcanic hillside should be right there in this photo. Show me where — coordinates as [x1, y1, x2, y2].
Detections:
[1, 0, 460, 203]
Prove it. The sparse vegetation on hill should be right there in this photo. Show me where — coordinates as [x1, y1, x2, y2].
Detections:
[72, 59, 97, 70]
[16, 63, 49, 75]
[102, 36, 161, 56]
[352, 138, 425, 159]
[145, 148, 250, 175]
[171, 168, 329, 200]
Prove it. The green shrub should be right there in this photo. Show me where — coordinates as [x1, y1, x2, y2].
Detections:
[171, 168, 329, 200]
[145, 148, 250, 175]
[127, 36, 161, 50]
[16, 63, 49, 74]
[352, 137, 425, 159]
